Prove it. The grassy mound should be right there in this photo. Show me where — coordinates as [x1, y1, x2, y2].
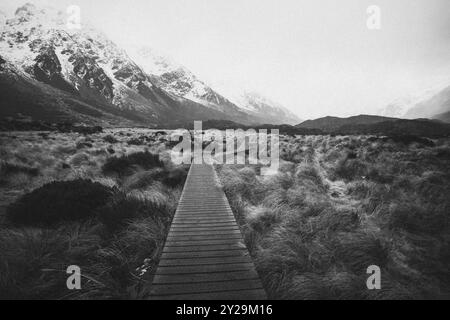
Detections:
[7, 179, 112, 226]
[102, 151, 164, 176]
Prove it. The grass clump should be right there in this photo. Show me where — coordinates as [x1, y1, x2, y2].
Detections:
[102, 151, 164, 177]
[6, 179, 113, 226]
[98, 189, 173, 230]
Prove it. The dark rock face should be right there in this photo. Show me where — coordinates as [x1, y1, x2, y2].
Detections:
[33, 46, 75, 93]
[70, 52, 114, 101]
[160, 70, 193, 95]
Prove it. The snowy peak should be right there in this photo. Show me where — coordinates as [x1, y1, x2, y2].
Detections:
[129, 46, 180, 77]
[377, 84, 450, 119]
[14, 3, 38, 20]
[211, 83, 301, 125]
[129, 45, 300, 124]
[129, 45, 241, 113]
[1, 3, 299, 126]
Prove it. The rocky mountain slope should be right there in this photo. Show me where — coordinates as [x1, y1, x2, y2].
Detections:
[128, 46, 300, 125]
[1, 3, 297, 127]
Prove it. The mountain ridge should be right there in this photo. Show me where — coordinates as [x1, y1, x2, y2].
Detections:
[0, 3, 298, 126]
[296, 115, 398, 131]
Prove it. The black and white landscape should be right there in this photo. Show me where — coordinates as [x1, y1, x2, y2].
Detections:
[0, 1, 449, 301]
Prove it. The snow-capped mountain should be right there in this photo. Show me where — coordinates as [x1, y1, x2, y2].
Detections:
[0, 3, 255, 126]
[0, 3, 300, 126]
[128, 47, 244, 115]
[404, 85, 450, 120]
[377, 85, 449, 119]
[128, 46, 301, 124]
[214, 88, 301, 125]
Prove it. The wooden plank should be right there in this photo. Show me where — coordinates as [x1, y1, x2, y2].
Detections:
[163, 243, 245, 253]
[170, 226, 240, 231]
[158, 255, 251, 267]
[168, 230, 242, 237]
[155, 263, 255, 275]
[161, 249, 247, 260]
[164, 239, 245, 247]
[152, 270, 260, 284]
[150, 279, 263, 296]
[168, 233, 241, 239]
[174, 213, 234, 218]
[171, 221, 237, 226]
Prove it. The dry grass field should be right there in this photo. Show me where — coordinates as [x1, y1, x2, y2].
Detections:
[0, 129, 188, 299]
[216, 135, 450, 300]
[1, 131, 449, 299]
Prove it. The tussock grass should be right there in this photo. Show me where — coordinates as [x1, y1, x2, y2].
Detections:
[7, 179, 113, 227]
[217, 135, 450, 300]
[0, 129, 185, 299]
[102, 151, 164, 177]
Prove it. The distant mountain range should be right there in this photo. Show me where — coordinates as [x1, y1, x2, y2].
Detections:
[404, 86, 450, 120]
[0, 3, 300, 127]
[378, 85, 450, 122]
[1, 3, 448, 133]
[164, 115, 450, 138]
[296, 115, 397, 131]
[433, 111, 450, 123]
[295, 114, 450, 137]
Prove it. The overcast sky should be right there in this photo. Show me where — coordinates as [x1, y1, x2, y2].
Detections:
[2, 0, 450, 119]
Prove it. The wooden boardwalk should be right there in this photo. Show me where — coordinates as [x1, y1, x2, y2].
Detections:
[149, 164, 267, 300]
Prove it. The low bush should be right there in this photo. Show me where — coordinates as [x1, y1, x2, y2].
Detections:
[388, 202, 448, 234]
[0, 161, 39, 178]
[384, 135, 435, 147]
[162, 166, 189, 188]
[97, 191, 172, 230]
[333, 158, 367, 181]
[103, 135, 118, 144]
[102, 151, 164, 177]
[6, 179, 113, 226]
[127, 138, 144, 146]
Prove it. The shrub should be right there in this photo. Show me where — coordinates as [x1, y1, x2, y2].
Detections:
[69, 152, 91, 167]
[102, 151, 164, 176]
[333, 232, 387, 273]
[76, 141, 93, 149]
[97, 191, 172, 230]
[0, 161, 39, 180]
[103, 135, 118, 144]
[162, 166, 189, 188]
[384, 135, 435, 147]
[248, 207, 280, 234]
[127, 138, 144, 146]
[388, 202, 448, 234]
[333, 158, 367, 181]
[295, 162, 327, 190]
[123, 169, 164, 190]
[6, 179, 113, 226]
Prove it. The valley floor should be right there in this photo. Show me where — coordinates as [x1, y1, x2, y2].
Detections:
[216, 135, 450, 299]
[0, 131, 449, 299]
[0, 129, 187, 299]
